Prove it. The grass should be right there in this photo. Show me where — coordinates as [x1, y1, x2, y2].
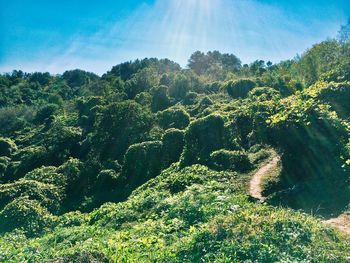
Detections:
[1, 162, 350, 262]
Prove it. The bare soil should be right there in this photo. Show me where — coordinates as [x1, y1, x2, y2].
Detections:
[249, 156, 350, 235]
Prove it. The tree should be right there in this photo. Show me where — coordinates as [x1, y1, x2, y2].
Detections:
[225, 79, 256, 99]
[0, 137, 17, 157]
[92, 101, 153, 161]
[62, 69, 99, 88]
[338, 19, 350, 43]
[162, 129, 185, 168]
[157, 107, 190, 130]
[150, 85, 171, 112]
[122, 141, 163, 188]
[181, 114, 226, 167]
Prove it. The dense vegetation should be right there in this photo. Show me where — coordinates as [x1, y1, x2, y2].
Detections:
[0, 22, 350, 262]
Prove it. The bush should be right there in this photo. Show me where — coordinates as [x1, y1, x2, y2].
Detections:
[135, 92, 152, 107]
[0, 179, 64, 213]
[0, 137, 17, 157]
[92, 101, 153, 161]
[225, 79, 256, 99]
[162, 129, 185, 168]
[181, 114, 226, 167]
[5, 146, 48, 181]
[0, 157, 10, 181]
[150, 85, 171, 112]
[183, 92, 198, 105]
[122, 141, 163, 188]
[0, 196, 54, 237]
[248, 87, 281, 101]
[95, 169, 123, 192]
[35, 104, 59, 124]
[24, 166, 67, 187]
[157, 107, 190, 130]
[209, 149, 252, 172]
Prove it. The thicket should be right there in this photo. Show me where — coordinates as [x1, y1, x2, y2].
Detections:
[0, 22, 349, 261]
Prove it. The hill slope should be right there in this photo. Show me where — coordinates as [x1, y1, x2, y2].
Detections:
[0, 34, 350, 261]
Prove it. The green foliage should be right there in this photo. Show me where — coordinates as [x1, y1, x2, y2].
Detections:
[24, 166, 66, 187]
[150, 85, 171, 112]
[7, 146, 48, 181]
[1, 33, 350, 261]
[162, 128, 185, 168]
[34, 104, 59, 124]
[157, 107, 190, 130]
[248, 86, 281, 101]
[122, 141, 163, 189]
[188, 51, 241, 76]
[95, 169, 122, 192]
[0, 179, 64, 213]
[225, 79, 256, 99]
[181, 114, 226, 166]
[124, 68, 158, 99]
[0, 196, 54, 237]
[0, 137, 17, 157]
[92, 101, 153, 161]
[209, 149, 252, 172]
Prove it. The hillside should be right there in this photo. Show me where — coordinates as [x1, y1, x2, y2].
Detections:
[0, 33, 350, 261]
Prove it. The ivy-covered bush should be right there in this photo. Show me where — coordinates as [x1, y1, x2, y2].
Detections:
[0, 137, 17, 157]
[0, 156, 10, 182]
[34, 103, 59, 124]
[0, 196, 54, 237]
[122, 141, 163, 189]
[162, 129, 185, 168]
[225, 79, 256, 99]
[209, 149, 252, 172]
[181, 114, 226, 167]
[150, 85, 171, 112]
[24, 166, 67, 187]
[0, 179, 64, 213]
[6, 146, 48, 181]
[95, 169, 122, 192]
[92, 101, 153, 161]
[248, 87, 281, 101]
[157, 107, 190, 130]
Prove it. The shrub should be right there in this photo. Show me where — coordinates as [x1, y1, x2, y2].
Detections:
[162, 129, 185, 168]
[135, 92, 152, 107]
[248, 87, 281, 101]
[0, 179, 64, 213]
[150, 85, 171, 112]
[183, 92, 198, 105]
[0, 156, 10, 181]
[92, 101, 153, 161]
[209, 149, 252, 172]
[181, 114, 226, 167]
[0, 196, 54, 237]
[35, 104, 59, 124]
[24, 166, 67, 187]
[225, 79, 256, 99]
[0, 137, 17, 157]
[95, 169, 123, 192]
[122, 141, 163, 188]
[157, 107, 190, 130]
[6, 146, 48, 181]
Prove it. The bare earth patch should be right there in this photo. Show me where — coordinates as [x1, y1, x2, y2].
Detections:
[249, 156, 280, 201]
[249, 156, 350, 235]
[325, 214, 350, 235]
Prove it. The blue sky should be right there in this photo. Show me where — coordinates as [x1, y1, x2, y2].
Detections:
[0, 0, 349, 74]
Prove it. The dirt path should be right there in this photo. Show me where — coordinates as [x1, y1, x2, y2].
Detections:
[325, 215, 350, 235]
[249, 156, 350, 235]
[249, 156, 280, 201]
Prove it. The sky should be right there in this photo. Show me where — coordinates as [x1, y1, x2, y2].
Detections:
[0, 0, 349, 75]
